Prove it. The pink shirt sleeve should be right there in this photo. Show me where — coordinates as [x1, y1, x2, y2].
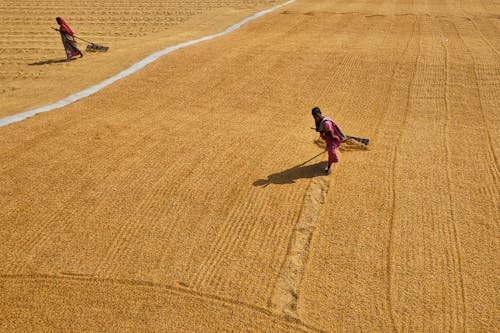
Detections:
[323, 120, 333, 132]
[319, 120, 331, 140]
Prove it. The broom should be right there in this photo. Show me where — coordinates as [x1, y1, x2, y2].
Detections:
[51, 27, 109, 52]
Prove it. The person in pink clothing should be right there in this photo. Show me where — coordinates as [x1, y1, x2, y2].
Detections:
[312, 106, 345, 174]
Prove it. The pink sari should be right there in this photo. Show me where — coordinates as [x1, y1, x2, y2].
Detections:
[320, 117, 344, 165]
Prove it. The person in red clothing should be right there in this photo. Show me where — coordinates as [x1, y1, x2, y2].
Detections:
[56, 17, 83, 61]
[312, 106, 345, 174]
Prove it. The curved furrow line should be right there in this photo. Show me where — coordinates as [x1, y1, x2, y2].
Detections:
[214, 184, 305, 300]
[209, 195, 276, 292]
[470, 18, 500, 59]
[0, 273, 325, 333]
[209, 61, 316, 297]
[91, 142, 194, 277]
[414, 16, 461, 330]
[84, 166, 173, 271]
[204, 144, 285, 294]
[202, 179, 272, 290]
[1, 140, 102, 264]
[256, 202, 304, 303]
[312, 56, 340, 108]
[5, 130, 163, 275]
[189, 189, 253, 288]
[348, 20, 394, 132]
[3, 211, 60, 274]
[95, 152, 203, 279]
[187, 128, 270, 287]
[270, 175, 329, 319]
[370, 19, 416, 320]
[265, 197, 304, 305]
[189, 126, 292, 291]
[103, 129, 245, 280]
[386, 14, 420, 333]
[86, 107, 223, 277]
[183, 46, 305, 289]
[306, 13, 370, 108]
[330, 16, 396, 126]
[311, 13, 381, 112]
[367, 17, 412, 145]
[438, 19, 468, 332]
[318, 55, 360, 118]
[246, 164, 311, 302]
[337, 55, 379, 131]
[454, 20, 499, 177]
[174, 170, 246, 282]
[185, 157, 259, 288]
[157, 105, 254, 286]
[168, 166, 254, 282]
[96, 189, 179, 279]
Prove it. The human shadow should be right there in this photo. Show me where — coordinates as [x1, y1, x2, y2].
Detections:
[28, 58, 71, 65]
[253, 152, 326, 187]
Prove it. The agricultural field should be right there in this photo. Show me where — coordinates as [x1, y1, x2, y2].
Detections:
[0, 0, 499, 331]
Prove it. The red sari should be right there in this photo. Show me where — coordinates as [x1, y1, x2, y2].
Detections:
[56, 17, 82, 60]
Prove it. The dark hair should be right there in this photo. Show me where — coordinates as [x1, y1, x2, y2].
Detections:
[311, 106, 321, 116]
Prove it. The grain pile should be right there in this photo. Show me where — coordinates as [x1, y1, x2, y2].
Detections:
[1, 0, 499, 331]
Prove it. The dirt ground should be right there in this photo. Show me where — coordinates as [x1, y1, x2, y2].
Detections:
[0, 0, 499, 332]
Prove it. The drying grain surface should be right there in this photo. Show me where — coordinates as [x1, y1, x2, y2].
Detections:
[0, 0, 283, 117]
[1, 0, 499, 332]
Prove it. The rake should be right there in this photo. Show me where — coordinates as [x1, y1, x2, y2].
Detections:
[343, 135, 369, 145]
[310, 128, 370, 145]
[52, 27, 109, 52]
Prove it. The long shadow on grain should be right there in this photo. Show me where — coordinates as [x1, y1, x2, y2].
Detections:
[253, 152, 326, 187]
[29, 58, 71, 65]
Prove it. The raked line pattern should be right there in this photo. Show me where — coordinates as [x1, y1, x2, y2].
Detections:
[0, 0, 295, 128]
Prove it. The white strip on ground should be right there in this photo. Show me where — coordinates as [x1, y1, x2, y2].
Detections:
[0, 0, 295, 128]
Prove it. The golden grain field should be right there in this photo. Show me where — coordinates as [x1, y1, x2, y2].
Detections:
[0, 0, 499, 332]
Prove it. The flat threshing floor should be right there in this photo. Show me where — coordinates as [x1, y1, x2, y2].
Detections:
[0, 0, 499, 331]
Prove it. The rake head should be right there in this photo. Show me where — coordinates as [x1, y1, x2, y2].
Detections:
[86, 43, 109, 52]
[344, 135, 369, 145]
